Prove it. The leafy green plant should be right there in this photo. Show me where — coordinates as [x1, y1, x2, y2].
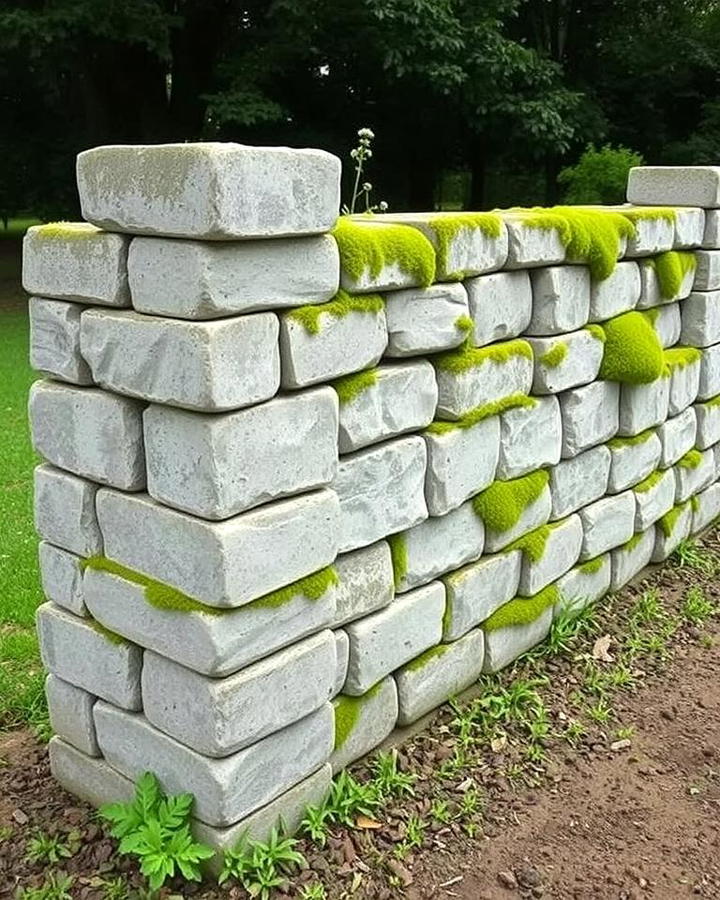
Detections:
[558, 143, 644, 205]
[219, 827, 306, 898]
[586, 698, 614, 724]
[615, 725, 635, 740]
[300, 884, 328, 900]
[300, 802, 333, 847]
[430, 799, 452, 824]
[681, 586, 718, 625]
[99, 772, 213, 891]
[371, 749, 416, 799]
[18, 873, 74, 900]
[301, 770, 381, 846]
[98, 877, 130, 900]
[25, 829, 79, 865]
[673, 539, 718, 577]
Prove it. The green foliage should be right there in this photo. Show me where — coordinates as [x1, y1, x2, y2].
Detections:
[99, 772, 213, 891]
[219, 827, 306, 897]
[648, 251, 697, 300]
[18, 874, 75, 900]
[558, 144, 645, 205]
[681, 586, 718, 625]
[472, 469, 549, 534]
[371, 749, 416, 799]
[288, 289, 385, 335]
[301, 770, 380, 845]
[333, 218, 435, 287]
[540, 341, 567, 368]
[332, 368, 378, 405]
[673, 538, 719, 576]
[25, 830, 79, 864]
[434, 337, 533, 375]
[599, 311, 665, 383]
[425, 393, 535, 435]
[484, 583, 559, 632]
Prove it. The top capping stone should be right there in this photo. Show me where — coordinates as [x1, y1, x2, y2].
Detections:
[627, 166, 720, 209]
[76, 143, 342, 240]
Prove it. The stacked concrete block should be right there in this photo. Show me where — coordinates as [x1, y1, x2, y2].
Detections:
[28, 150, 720, 862]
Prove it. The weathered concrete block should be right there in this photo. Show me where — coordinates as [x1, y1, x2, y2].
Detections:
[589, 261, 640, 321]
[34, 465, 103, 557]
[578, 492, 635, 560]
[22, 223, 130, 306]
[384, 283, 469, 356]
[394, 501, 485, 593]
[627, 166, 720, 208]
[482, 607, 553, 673]
[49, 737, 134, 808]
[343, 582, 445, 695]
[442, 551, 521, 641]
[503, 215, 566, 268]
[128, 234, 339, 319]
[649, 303, 681, 348]
[96, 488, 339, 608]
[692, 251, 720, 291]
[698, 343, 720, 399]
[517, 515, 583, 596]
[555, 555, 612, 617]
[330, 677, 397, 772]
[46, 675, 99, 757]
[496, 396, 561, 479]
[560, 380, 619, 457]
[633, 469, 676, 530]
[549, 446, 611, 520]
[434, 341, 534, 420]
[674, 208, 705, 249]
[280, 306, 387, 388]
[80, 308, 280, 411]
[607, 431, 662, 492]
[610, 528, 656, 591]
[29, 298, 93, 385]
[336, 220, 435, 293]
[396, 628, 485, 726]
[483, 482, 552, 553]
[657, 408, 697, 468]
[704, 210, 720, 248]
[38, 542, 86, 616]
[77, 143, 341, 239]
[144, 388, 338, 520]
[618, 379, 669, 436]
[142, 631, 335, 757]
[29, 381, 145, 491]
[423, 415, 499, 516]
[331, 437, 427, 553]
[83, 566, 336, 678]
[691, 482, 720, 533]
[675, 449, 716, 503]
[695, 399, 720, 449]
[37, 603, 142, 710]
[336, 362, 437, 452]
[637, 258, 695, 308]
[526, 266, 590, 335]
[680, 291, 720, 347]
[667, 357, 700, 416]
[465, 270, 532, 346]
[528, 329, 604, 395]
[624, 216, 675, 258]
[652, 502, 693, 561]
[333, 631, 349, 698]
[333, 542, 394, 627]
[94, 702, 334, 827]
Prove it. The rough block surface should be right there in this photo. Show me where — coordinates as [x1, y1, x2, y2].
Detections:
[692, 482, 720, 532]
[34, 465, 103, 558]
[633, 469, 676, 530]
[658, 408, 697, 468]
[384, 284, 469, 357]
[465, 271, 532, 346]
[638, 260, 695, 307]
[517, 514, 583, 596]
[49, 738, 134, 809]
[503, 217, 566, 268]
[618, 379, 669, 436]
[627, 166, 720, 208]
[38, 542, 86, 616]
[442, 551, 521, 641]
[332, 542, 394, 627]
[484, 484, 552, 553]
[607, 432, 662, 493]
[674, 208, 706, 249]
[680, 291, 720, 348]
[29, 297, 93, 384]
[675, 449, 715, 502]
[589, 261, 640, 321]
[651, 303, 682, 349]
[693, 251, 720, 292]
[579, 492, 635, 560]
[496, 396, 561, 479]
[482, 608, 553, 673]
[560, 380, 619, 457]
[435, 346, 533, 420]
[668, 360, 700, 417]
[549, 446, 611, 520]
[46, 675, 99, 757]
[330, 677, 398, 772]
[698, 343, 720, 399]
[610, 528, 656, 591]
[527, 329, 603, 395]
[652, 503, 693, 561]
[695, 400, 720, 449]
[555, 555, 612, 617]
[527, 266, 590, 336]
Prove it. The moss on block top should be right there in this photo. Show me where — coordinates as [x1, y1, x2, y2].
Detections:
[425, 393, 535, 436]
[505, 520, 563, 563]
[472, 469, 549, 535]
[663, 346, 702, 373]
[634, 469, 665, 493]
[332, 368, 378, 405]
[607, 428, 655, 450]
[333, 217, 436, 287]
[659, 501, 690, 538]
[484, 583, 559, 632]
[333, 681, 383, 750]
[621, 532, 645, 553]
[539, 341, 568, 368]
[424, 212, 503, 280]
[585, 324, 607, 344]
[403, 643, 450, 673]
[577, 556, 605, 575]
[677, 449, 702, 470]
[288, 289, 384, 335]
[33, 221, 101, 240]
[647, 250, 697, 301]
[434, 338, 533, 375]
[454, 314, 475, 334]
[598, 311, 665, 384]
[88, 617, 128, 646]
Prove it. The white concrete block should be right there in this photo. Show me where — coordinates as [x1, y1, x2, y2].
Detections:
[384, 283, 469, 357]
[46, 675, 99, 756]
[144, 388, 338, 520]
[549, 446, 611, 520]
[394, 501, 484, 593]
[29, 298, 92, 385]
[560, 380, 619, 457]
[627, 167, 720, 208]
[607, 431, 662, 492]
[29, 381, 145, 491]
[38, 542, 86, 616]
[703, 210, 720, 248]
[80, 308, 280, 411]
[618, 379, 669, 436]
[483, 482, 552, 553]
[667, 356, 700, 416]
[128, 234, 339, 319]
[698, 343, 720, 399]
[648, 303, 681, 348]
[336, 362, 437, 452]
[555, 555, 611, 617]
[633, 469, 676, 530]
[502, 215, 566, 268]
[637, 258, 695, 308]
[464, 270, 532, 346]
[482, 607, 553, 673]
[526, 266, 590, 335]
[330, 677, 398, 772]
[692, 251, 720, 291]
[691, 482, 720, 532]
[96, 488, 339, 608]
[674, 208, 705, 249]
[332, 542, 394, 627]
[589, 261, 640, 321]
[49, 737, 134, 809]
[675, 449, 716, 503]
[496, 396, 561, 479]
[657, 408, 697, 468]
[343, 582, 445, 695]
[77, 143, 341, 239]
[695, 399, 720, 449]
[680, 291, 720, 347]
[516, 515, 583, 596]
[22, 223, 130, 306]
[527, 329, 604, 395]
[624, 216, 675, 258]
[578, 492, 635, 560]
[442, 551, 521, 641]
[333, 631, 349, 698]
[37, 603, 142, 710]
[331, 436, 427, 553]
[280, 305, 387, 388]
[610, 528, 656, 591]
[396, 628, 485, 726]
[423, 415, 499, 516]
[652, 502, 693, 561]
[33, 464, 103, 557]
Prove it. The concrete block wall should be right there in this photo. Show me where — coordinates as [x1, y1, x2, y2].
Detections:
[25, 147, 720, 860]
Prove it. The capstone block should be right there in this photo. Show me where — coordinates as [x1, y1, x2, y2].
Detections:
[618, 379, 669, 436]
[680, 291, 720, 347]
[698, 343, 720, 399]
[637, 259, 695, 308]
[96, 488, 339, 608]
[330, 677, 398, 773]
[578, 492, 635, 560]
[527, 329, 604, 395]
[343, 582, 445, 695]
[652, 503, 693, 561]
[482, 607, 553, 673]
[77, 143, 341, 239]
[442, 551, 521, 641]
[331, 436, 427, 553]
[336, 361, 437, 452]
[127, 234, 339, 319]
[465, 270, 532, 346]
[503, 215, 566, 268]
[37, 603, 142, 710]
[607, 431, 662, 493]
[650, 303, 681, 348]
[627, 166, 720, 208]
[526, 266, 590, 335]
[657, 408, 697, 468]
[549, 446, 611, 520]
[560, 380, 619, 457]
[384, 283, 470, 356]
[517, 514, 583, 596]
[80, 308, 280, 411]
[695, 399, 720, 449]
[589, 261, 640, 321]
[673, 208, 705, 249]
[633, 469, 676, 530]
[675, 449, 715, 502]
[555, 555, 612, 617]
[332, 542, 394, 627]
[333, 631, 349, 698]
[29, 298, 93, 384]
[34, 464, 102, 558]
[691, 482, 720, 533]
[144, 388, 338, 520]
[22, 224, 130, 306]
[496, 396, 561, 479]
[29, 381, 145, 491]
[49, 738, 134, 809]
[693, 251, 720, 291]
[483, 483, 552, 554]
[38, 542, 86, 617]
[46, 674, 99, 757]
[610, 528, 656, 591]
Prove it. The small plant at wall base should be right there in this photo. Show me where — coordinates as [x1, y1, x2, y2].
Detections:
[343, 127, 388, 215]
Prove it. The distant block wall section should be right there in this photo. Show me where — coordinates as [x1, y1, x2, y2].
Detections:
[25, 148, 720, 863]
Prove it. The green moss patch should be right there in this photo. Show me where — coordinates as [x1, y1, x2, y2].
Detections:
[704, 394, 720, 408]
[691, 495, 700, 513]
[540, 341, 568, 368]
[333, 681, 383, 751]
[484, 583, 559, 632]
[34, 222, 100, 240]
[659, 501, 690, 538]
[88, 618, 128, 646]
[249, 566, 339, 610]
[621, 532, 645, 553]
[634, 469, 665, 493]
[585, 323, 607, 343]
[425, 212, 503, 280]
[472, 470, 549, 535]
[598, 311, 665, 384]
[620, 207, 677, 226]
[333, 217, 436, 287]
[577, 556, 605, 575]
[454, 314, 475, 334]
[332, 368, 378, 405]
[505, 521, 563, 564]
[425, 393, 535, 436]
[434, 338, 532, 375]
[404, 643, 450, 673]
[607, 428, 655, 451]
[678, 449, 702, 470]
[288, 289, 384, 335]
[647, 250, 697, 301]
[388, 533, 408, 587]
[663, 346, 702, 373]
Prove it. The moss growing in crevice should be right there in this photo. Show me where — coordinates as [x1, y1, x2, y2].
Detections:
[34, 222, 100, 240]
[578, 556, 605, 575]
[585, 323, 607, 343]
[659, 501, 690, 538]
[288, 289, 384, 335]
[425, 393, 535, 436]
[678, 449, 702, 470]
[442, 592, 454, 633]
[333, 217, 436, 287]
[621, 532, 645, 553]
[248, 566, 339, 610]
[404, 643, 450, 672]
[388, 533, 408, 587]
[472, 469, 550, 535]
[704, 394, 720, 408]
[691, 495, 700, 514]
[333, 681, 383, 751]
[663, 346, 702, 373]
[634, 469, 665, 493]
[434, 338, 533, 375]
[643, 307, 660, 326]
[88, 618, 128, 646]
[607, 428, 655, 451]
[505, 521, 563, 564]
[540, 341, 568, 368]
[484, 583, 559, 632]
[332, 368, 378, 406]
[454, 314, 475, 334]
[425, 212, 503, 280]
[647, 250, 697, 301]
[598, 311, 665, 384]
